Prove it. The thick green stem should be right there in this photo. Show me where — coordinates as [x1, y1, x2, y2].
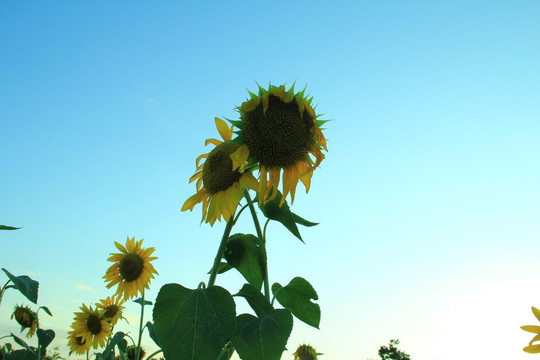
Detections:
[135, 291, 146, 360]
[208, 216, 236, 287]
[242, 189, 270, 300]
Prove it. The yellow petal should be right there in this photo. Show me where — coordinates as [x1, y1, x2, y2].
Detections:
[524, 344, 540, 353]
[196, 153, 208, 168]
[182, 191, 205, 211]
[521, 325, 540, 334]
[240, 173, 258, 191]
[205, 138, 222, 147]
[533, 307, 540, 322]
[230, 144, 249, 172]
[215, 117, 232, 142]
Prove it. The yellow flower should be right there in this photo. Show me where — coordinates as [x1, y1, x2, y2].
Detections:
[96, 295, 125, 326]
[293, 343, 321, 360]
[521, 306, 540, 353]
[231, 83, 328, 206]
[103, 237, 158, 300]
[71, 304, 111, 349]
[182, 117, 258, 225]
[11, 305, 38, 338]
[67, 329, 91, 355]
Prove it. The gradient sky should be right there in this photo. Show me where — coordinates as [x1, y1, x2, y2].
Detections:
[1, 1, 540, 359]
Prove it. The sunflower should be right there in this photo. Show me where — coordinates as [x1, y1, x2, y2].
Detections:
[181, 117, 258, 225]
[11, 305, 38, 338]
[230, 83, 328, 206]
[103, 237, 158, 300]
[96, 295, 125, 326]
[293, 344, 321, 360]
[67, 329, 91, 355]
[521, 306, 540, 353]
[126, 345, 146, 360]
[71, 303, 111, 349]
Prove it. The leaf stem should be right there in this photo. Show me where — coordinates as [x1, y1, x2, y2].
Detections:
[242, 189, 270, 300]
[145, 349, 163, 360]
[135, 291, 146, 360]
[0, 279, 12, 309]
[208, 215, 236, 287]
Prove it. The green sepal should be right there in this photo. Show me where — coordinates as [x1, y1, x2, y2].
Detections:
[234, 283, 273, 318]
[228, 119, 244, 129]
[0, 225, 21, 230]
[232, 309, 293, 360]
[229, 134, 245, 145]
[39, 306, 52, 317]
[224, 234, 265, 290]
[272, 277, 320, 329]
[153, 283, 236, 360]
[133, 298, 153, 306]
[2, 269, 39, 304]
[145, 321, 161, 347]
[37, 329, 55, 353]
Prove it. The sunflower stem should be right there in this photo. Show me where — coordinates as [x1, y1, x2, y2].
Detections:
[242, 189, 270, 300]
[135, 291, 145, 360]
[208, 215, 235, 287]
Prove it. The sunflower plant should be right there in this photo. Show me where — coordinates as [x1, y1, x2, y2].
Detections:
[153, 83, 328, 360]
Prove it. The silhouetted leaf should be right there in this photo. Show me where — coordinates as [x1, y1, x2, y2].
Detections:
[224, 234, 265, 290]
[234, 283, 273, 318]
[272, 277, 320, 329]
[2, 269, 39, 304]
[0, 225, 21, 231]
[37, 329, 55, 351]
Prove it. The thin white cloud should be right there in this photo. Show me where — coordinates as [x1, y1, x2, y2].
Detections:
[23, 270, 39, 276]
[74, 283, 94, 292]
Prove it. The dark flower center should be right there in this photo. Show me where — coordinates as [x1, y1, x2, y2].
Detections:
[243, 95, 314, 168]
[75, 336, 86, 346]
[86, 314, 102, 335]
[119, 253, 144, 282]
[103, 305, 119, 320]
[202, 142, 243, 195]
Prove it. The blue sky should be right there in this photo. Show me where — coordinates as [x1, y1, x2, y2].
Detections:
[1, 1, 540, 359]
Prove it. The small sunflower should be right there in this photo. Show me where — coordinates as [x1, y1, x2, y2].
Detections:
[11, 305, 38, 338]
[103, 236, 158, 300]
[230, 83, 328, 206]
[71, 304, 112, 349]
[521, 306, 540, 353]
[126, 345, 146, 360]
[67, 329, 91, 355]
[96, 295, 125, 326]
[182, 117, 258, 225]
[293, 344, 321, 360]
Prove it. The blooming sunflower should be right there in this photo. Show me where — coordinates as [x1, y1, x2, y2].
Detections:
[67, 329, 91, 355]
[71, 303, 111, 349]
[293, 344, 321, 360]
[103, 237, 158, 300]
[96, 295, 125, 326]
[11, 305, 38, 338]
[230, 83, 328, 206]
[521, 306, 540, 353]
[181, 117, 258, 225]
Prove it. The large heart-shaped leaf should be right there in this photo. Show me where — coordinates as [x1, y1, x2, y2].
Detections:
[232, 309, 293, 360]
[224, 234, 265, 290]
[153, 283, 236, 360]
[272, 277, 320, 329]
[2, 269, 39, 304]
[37, 329, 55, 351]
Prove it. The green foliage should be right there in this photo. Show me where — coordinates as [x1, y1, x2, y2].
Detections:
[153, 283, 236, 360]
[0, 225, 21, 231]
[272, 277, 320, 329]
[377, 339, 411, 360]
[234, 283, 273, 317]
[224, 234, 265, 290]
[232, 309, 293, 360]
[2, 269, 39, 304]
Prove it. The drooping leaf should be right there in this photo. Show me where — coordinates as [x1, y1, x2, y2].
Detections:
[207, 262, 233, 275]
[272, 277, 320, 329]
[133, 298, 153, 306]
[257, 192, 304, 242]
[145, 321, 161, 347]
[2, 269, 39, 304]
[39, 306, 52, 317]
[5, 349, 35, 360]
[153, 283, 236, 360]
[224, 234, 265, 290]
[0, 225, 21, 230]
[234, 283, 273, 318]
[232, 309, 293, 360]
[9, 334, 33, 353]
[37, 329, 55, 351]
[292, 213, 318, 227]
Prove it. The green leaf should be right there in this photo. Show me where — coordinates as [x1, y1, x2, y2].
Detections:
[292, 213, 318, 227]
[0, 225, 21, 230]
[37, 329, 55, 351]
[5, 349, 36, 360]
[9, 334, 34, 353]
[257, 192, 304, 242]
[153, 283, 236, 360]
[207, 262, 233, 275]
[232, 309, 293, 360]
[145, 321, 161, 347]
[133, 298, 153, 306]
[224, 234, 265, 290]
[272, 277, 320, 329]
[39, 306, 52, 317]
[2, 269, 39, 304]
[97, 331, 126, 360]
[234, 283, 273, 317]
[216, 341, 235, 360]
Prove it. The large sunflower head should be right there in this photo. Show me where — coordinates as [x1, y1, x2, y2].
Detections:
[11, 305, 38, 338]
[293, 344, 321, 360]
[67, 329, 91, 355]
[71, 304, 112, 349]
[181, 117, 258, 225]
[230, 83, 328, 206]
[96, 295, 125, 326]
[103, 237, 158, 300]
